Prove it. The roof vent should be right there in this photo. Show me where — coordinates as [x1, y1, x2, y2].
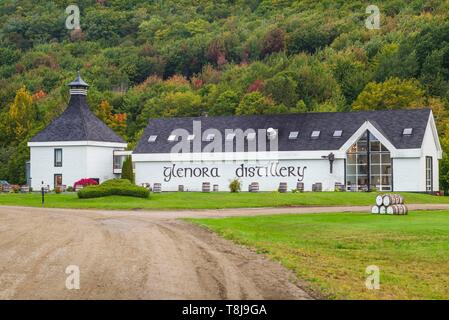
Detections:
[148, 135, 157, 142]
[403, 128, 413, 136]
[267, 128, 277, 140]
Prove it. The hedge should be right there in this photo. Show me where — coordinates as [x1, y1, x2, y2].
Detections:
[77, 179, 150, 199]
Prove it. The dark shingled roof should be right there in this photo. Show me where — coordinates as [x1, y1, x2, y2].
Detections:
[134, 109, 431, 154]
[30, 95, 125, 143]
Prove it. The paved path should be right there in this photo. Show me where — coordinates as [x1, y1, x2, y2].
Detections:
[0, 204, 447, 300]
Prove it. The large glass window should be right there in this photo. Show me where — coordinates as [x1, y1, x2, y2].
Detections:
[346, 131, 392, 191]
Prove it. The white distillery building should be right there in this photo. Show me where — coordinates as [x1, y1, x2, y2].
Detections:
[28, 74, 442, 193]
[27, 74, 127, 190]
[133, 110, 442, 192]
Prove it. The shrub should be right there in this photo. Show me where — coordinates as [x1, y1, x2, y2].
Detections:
[66, 186, 73, 192]
[77, 179, 149, 199]
[74, 178, 98, 189]
[229, 178, 241, 193]
[121, 156, 135, 183]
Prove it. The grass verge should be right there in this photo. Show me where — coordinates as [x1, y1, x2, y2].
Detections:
[189, 211, 449, 299]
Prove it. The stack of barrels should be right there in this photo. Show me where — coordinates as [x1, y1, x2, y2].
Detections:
[249, 182, 259, 193]
[372, 194, 408, 215]
[153, 183, 162, 193]
[278, 182, 288, 193]
[202, 182, 211, 193]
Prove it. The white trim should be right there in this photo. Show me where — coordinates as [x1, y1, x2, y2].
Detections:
[113, 150, 132, 156]
[425, 111, 443, 159]
[28, 141, 127, 148]
[339, 120, 398, 155]
[132, 150, 346, 162]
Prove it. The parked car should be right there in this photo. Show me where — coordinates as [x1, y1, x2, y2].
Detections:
[0, 180, 10, 187]
[0, 180, 10, 192]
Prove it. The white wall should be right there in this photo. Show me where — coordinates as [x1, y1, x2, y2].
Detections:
[393, 121, 440, 192]
[30, 146, 87, 190]
[134, 159, 345, 192]
[30, 145, 123, 190]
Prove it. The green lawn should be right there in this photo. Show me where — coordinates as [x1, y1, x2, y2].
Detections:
[0, 191, 448, 210]
[189, 211, 449, 299]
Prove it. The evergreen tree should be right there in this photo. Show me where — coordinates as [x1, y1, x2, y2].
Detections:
[121, 156, 134, 184]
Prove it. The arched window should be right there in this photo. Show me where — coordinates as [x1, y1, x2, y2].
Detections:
[346, 131, 392, 191]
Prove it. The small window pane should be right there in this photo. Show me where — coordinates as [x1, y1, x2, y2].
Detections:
[403, 128, 413, 135]
[311, 131, 320, 138]
[148, 135, 157, 142]
[333, 130, 343, 137]
[289, 131, 299, 139]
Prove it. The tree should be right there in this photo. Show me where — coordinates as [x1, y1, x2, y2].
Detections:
[208, 90, 240, 116]
[7, 87, 36, 142]
[121, 156, 134, 184]
[261, 28, 285, 58]
[352, 78, 425, 110]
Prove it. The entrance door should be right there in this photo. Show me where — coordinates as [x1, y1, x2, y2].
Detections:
[54, 174, 62, 190]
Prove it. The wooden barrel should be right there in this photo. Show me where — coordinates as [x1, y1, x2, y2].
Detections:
[213, 184, 219, 192]
[371, 206, 380, 214]
[278, 182, 287, 193]
[202, 182, 211, 193]
[153, 183, 161, 193]
[296, 182, 304, 192]
[250, 182, 259, 193]
[383, 194, 405, 206]
[379, 206, 387, 214]
[387, 204, 408, 215]
[375, 195, 383, 206]
[178, 185, 184, 192]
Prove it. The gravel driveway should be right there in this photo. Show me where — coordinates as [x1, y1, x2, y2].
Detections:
[1, 204, 447, 300]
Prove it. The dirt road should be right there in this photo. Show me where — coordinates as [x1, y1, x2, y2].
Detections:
[1, 204, 447, 300]
[0, 206, 315, 300]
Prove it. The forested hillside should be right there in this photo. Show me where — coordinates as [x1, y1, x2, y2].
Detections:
[0, 0, 448, 190]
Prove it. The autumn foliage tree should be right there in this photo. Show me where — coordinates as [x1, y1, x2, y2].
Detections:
[7, 87, 37, 142]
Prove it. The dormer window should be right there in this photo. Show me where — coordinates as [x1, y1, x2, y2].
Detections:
[246, 132, 256, 141]
[289, 131, 299, 140]
[187, 134, 195, 141]
[148, 135, 157, 142]
[403, 128, 413, 136]
[168, 134, 177, 142]
[311, 131, 320, 139]
[333, 130, 343, 138]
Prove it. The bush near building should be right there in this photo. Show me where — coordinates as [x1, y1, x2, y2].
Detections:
[77, 179, 149, 199]
[121, 156, 135, 184]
